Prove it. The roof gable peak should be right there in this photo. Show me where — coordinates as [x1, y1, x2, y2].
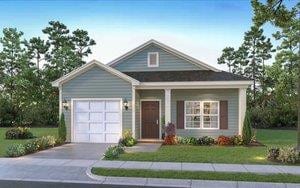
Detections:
[107, 39, 220, 72]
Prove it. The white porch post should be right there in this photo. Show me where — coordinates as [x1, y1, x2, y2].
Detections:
[165, 89, 171, 124]
[238, 88, 247, 135]
[132, 86, 136, 138]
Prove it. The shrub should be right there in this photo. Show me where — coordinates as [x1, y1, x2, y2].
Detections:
[7, 135, 60, 157]
[242, 111, 253, 145]
[55, 138, 65, 146]
[6, 144, 26, 157]
[119, 130, 137, 147]
[37, 136, 56, 150]
[165, 122, 176, 136]
[217, 135, 232, 146]
[0, 97, 18, 127]
[58, 113, 66, 142]
[198, 136, 215, 146]
[103, 145, 124, 159]
[164, 122, 177, 145]
[22, 102, 59, 127]
[24, 140, 39, 153]
[177, 136, 197, 145]
[231, 135, 243, 146]
[164, 135, 177, 145]
[267, 147, 280, 161]
[5, 127, 34, 139]
[278, 147, 299, 164]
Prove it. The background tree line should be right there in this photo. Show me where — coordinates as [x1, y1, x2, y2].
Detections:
[218, 0, 299, 129]
[0, 21, 95, 127]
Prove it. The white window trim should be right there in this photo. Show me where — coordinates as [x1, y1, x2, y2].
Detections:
[147, 52, 159, 67]
[184, 100, 220, 130]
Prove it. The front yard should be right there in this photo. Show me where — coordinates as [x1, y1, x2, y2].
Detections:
[116, 129, 297, 165]
[0, 127, 58, 157]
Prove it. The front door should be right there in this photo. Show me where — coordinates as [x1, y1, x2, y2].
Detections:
[141, 101, 159, 139]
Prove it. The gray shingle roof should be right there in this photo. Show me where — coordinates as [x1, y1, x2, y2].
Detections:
[123, 70, 250, 82]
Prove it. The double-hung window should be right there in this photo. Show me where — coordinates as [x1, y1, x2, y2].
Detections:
[184, 101, 219, 129]
[185, 101, 201, 129]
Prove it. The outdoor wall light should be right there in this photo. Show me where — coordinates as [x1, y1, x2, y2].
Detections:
[62, 99, 70, 111]
[123, 98, 129, 110]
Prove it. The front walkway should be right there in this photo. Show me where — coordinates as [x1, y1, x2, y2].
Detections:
[93, 160, 300, 175]
[125, 143, 162, 153]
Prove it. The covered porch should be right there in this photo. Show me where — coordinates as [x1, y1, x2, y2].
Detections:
[131, 83, 248, 141]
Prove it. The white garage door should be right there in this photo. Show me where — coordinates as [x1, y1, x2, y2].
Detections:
[73, 99, 121, 143]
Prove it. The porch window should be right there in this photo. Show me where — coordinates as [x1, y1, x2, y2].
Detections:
[184, 101, 219, 129]
[184, 101, 201, 129]
[203, 101, 219, 129]
[147, 52, 159, 67]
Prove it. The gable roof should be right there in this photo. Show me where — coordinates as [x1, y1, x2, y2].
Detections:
[107, 39, 221, 72]
[51, 60, 140, 87]
[123, 70, 251, 82]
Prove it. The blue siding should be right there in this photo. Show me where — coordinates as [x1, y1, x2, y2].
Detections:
[61, 66, 132, 142]
[112, 44, 207, 72]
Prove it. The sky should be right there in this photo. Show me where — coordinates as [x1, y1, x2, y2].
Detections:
[0, 0, 297, 70]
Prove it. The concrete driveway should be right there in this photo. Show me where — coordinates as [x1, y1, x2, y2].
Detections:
[24, 143, 112, 160]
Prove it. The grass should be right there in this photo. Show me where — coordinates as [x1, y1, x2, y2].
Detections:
[116, 129, 297, 165]
[0, 127, 58, 157]
[92, 168, 300, 183]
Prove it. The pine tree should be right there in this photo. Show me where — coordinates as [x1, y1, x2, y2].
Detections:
[241, 26, 272, 106]
[217, 47, 235, 73]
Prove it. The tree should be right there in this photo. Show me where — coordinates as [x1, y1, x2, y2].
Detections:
[0, 28, 31, 126]
[43, 21, 96, 80]
[243, 110, 253, 145]
[232, 46, 249, 75]
[58, 113, 66, 141]
[217, 47, 235, 73]
[25, 37, 50, 70]
[72, 29, 96, 58]
[257, 37, 274, 94]
[241, 26, 272, 105]
[251, 0, 300, 150]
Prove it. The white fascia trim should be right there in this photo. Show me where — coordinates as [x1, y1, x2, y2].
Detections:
[51, 60, 140, 87]
[107, 39, 221, 72]
[136, 81, 252, 89]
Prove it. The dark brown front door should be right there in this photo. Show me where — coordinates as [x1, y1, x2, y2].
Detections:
[141, 101, 159, 139]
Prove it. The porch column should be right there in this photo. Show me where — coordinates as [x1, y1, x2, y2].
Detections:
[238, 88, 247, 135]
[132, 86, 136, 138]
[165, 89, 171, 124]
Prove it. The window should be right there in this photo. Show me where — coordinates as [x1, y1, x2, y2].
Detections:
[203, 101, 219, 129]
[184, 101, 219, 129]
[185, 101, 201, 129]
[148, 52, 159, 67]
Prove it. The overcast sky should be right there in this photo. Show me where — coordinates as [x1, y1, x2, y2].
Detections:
[0, 0, 297, 70]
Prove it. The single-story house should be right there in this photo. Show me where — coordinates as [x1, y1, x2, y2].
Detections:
[52, 39, 252, 143]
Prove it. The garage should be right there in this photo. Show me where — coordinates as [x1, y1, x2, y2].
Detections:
[72, 99, 122, 143]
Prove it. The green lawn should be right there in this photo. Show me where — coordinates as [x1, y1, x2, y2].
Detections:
[0, 127, 58, 157]
[116, 129, 297, 165]
[92, 168, 300, 183]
